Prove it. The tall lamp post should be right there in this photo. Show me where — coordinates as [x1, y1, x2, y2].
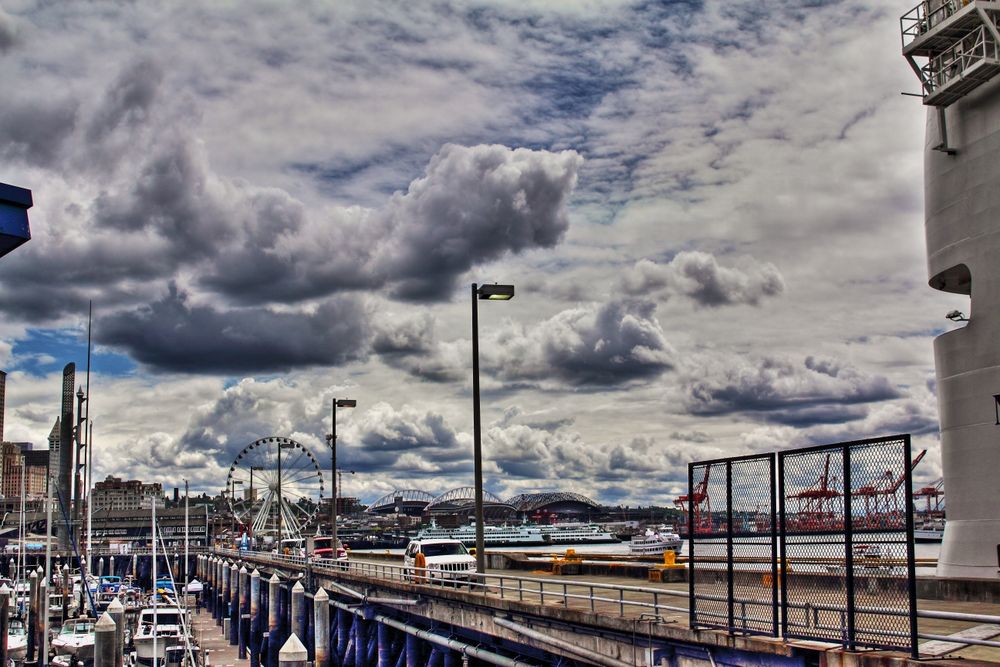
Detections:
[471, 282, 514, 574]
[276, 441, 295, 546]
[326, 398, 356, 557]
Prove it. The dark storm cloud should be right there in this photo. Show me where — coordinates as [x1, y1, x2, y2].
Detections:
[200, 144, 583, 304]
[94, 137, 234, 256]
[371, 313, 435, 355]
[97, 285, 370, 373]
[621, 252, 784, 307]
[374, 144, 583, 300]
[683, 354, 902, 423]
[489, 298, 675, 387]
[0, 6, 20, 53]
[0, 96, 78, 166]
[87, 58, 164, 140]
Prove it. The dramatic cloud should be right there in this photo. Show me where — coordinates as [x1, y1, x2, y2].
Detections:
[621, 252, 785, 307]
[98, 286, 371, 373]
[0, 1, 956, 506]
[486, 299, 675, 387]
[682, 354, 902, 425]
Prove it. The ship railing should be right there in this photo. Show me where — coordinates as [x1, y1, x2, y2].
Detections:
[901, 0, 968, 47]
[921, 22, 1000, 92]
[214, 549, 1000, 653]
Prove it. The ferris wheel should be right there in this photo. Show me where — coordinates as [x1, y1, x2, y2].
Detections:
[226, 436, 325, 541]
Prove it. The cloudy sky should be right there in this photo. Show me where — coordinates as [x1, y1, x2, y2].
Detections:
[0, 0, 963, 508]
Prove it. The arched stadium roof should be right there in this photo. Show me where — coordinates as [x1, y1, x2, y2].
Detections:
[506, 492, 600, 514]
[366, 489, 435, 514]
[426, 486, 504, 508]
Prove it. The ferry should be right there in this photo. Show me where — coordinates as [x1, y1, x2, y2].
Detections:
[914, 518, 945, 543]
[416, 520, 617, 547]
[628, 525, 682, 556]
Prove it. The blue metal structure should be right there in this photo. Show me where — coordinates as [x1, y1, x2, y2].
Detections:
[0, 182, 31, 258]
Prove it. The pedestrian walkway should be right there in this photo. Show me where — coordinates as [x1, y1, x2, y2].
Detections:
[189, 608, 245, 667]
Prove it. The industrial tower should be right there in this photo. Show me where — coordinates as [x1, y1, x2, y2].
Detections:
[902, 0, 1000, 579]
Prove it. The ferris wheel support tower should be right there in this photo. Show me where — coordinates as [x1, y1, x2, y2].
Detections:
[902, 0, 1000, 579]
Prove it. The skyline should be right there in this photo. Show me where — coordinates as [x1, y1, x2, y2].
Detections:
[0, 0, 963, 506]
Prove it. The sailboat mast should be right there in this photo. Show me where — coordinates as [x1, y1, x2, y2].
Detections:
[152, 492, 158, 667]
[43, 469, 54, 666]
[184, 479, 189, 606]
[84, 303, 92, 574]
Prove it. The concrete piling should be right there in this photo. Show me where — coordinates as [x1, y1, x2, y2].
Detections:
[94, 612, 117, 667]
[0, 583, 10, 667]
[26, 569, 36, 662]
[249, 569, 261, 667]
[218, 560, 227, 627]
[230, 563, 239, 645]
[238, 566, 249, 658]
[290, 581, 305, 644]
[313, 588, 329, 667]
[107, 597, 125, 667]
[268, 574, 281, 667]
[278, 633, 308, 667]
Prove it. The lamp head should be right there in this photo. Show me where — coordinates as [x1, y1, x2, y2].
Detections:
[477, 283, 515, 300]
[945, 310, 968, 322]
[335, 399, 357, 408]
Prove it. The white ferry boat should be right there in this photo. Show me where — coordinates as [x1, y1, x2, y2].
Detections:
[628, 526, 682, 556]
[416, 520, 617, 547]
[913, 518, 945, 543]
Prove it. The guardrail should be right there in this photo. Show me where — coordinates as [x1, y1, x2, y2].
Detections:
[212, 548, 1000, 655]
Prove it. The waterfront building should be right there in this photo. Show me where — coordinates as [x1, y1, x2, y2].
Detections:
[92, 475, 165, 512]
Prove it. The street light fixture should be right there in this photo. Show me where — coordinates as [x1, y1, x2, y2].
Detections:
[326, 398, 356, 559]
[471, 282, 514, 574]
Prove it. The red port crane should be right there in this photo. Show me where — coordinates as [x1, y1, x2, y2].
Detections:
[675, 464, 713, 535]
[785, 453, 843, 531]
[913, 477, 945, 518]
[852, 449, 925, 529]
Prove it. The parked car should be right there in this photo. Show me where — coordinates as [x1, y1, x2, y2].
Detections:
[402, 539, 476, 585]
[313, 536, 349, 568]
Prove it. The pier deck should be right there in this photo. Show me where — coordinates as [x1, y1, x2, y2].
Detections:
[190, 607, 245, 667]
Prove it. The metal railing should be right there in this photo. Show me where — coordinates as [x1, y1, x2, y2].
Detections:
[921, 23, 1000, 92]
[901, 0, 971, 47]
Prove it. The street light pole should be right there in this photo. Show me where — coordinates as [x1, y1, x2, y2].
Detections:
[327, 398, 356, 557]
[471, 282, 514, 574]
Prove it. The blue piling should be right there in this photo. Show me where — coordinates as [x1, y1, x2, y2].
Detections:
[405, 633, 421, 667]
[337, 608, 351, 664]
[377, 622, 392, 667]
[355, 618, 369, 667]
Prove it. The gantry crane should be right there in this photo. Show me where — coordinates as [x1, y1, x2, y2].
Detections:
[675, 464, 713, 535]
[785, 454, 843, 531]
[852, 450, 925, 529]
